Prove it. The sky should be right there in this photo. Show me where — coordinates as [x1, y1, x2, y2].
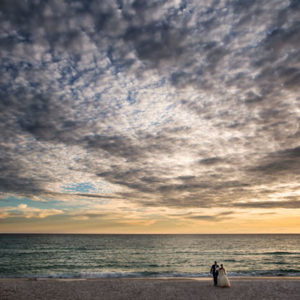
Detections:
[0, 0, 299, 233]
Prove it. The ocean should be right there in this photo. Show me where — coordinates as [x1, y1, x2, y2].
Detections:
[0, 234, 299, 278]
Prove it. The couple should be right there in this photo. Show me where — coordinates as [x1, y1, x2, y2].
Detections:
[210, 261, 231, 287]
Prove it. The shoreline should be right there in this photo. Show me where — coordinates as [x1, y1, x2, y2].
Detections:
[1, 277, 300, 300]
[1, 276, 300, 280]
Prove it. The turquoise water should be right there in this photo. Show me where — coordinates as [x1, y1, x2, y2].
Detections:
[0, 234, 299, 278]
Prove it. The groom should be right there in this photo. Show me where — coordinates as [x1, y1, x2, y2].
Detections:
[210, 261, 219, 286]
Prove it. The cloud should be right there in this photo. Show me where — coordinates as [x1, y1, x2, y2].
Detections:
[0, 0, 299, 216]
[0, 204, 63, 219]
[70, 211, 107, 221]
[198, 157, 225, 165]
[187, 211, 234, 222]
[232, 200, 300, 209]
[247, 146, 300, 174]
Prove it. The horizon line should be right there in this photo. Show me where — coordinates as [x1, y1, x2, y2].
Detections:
[0, 232, 299, 235]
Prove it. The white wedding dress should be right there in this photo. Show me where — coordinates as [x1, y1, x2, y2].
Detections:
[217, 269, 231, 287]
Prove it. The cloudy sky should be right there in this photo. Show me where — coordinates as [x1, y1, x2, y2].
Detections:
[0, 0, 299, 233]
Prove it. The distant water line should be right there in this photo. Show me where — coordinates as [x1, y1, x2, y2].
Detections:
[0, 234, 299, 278]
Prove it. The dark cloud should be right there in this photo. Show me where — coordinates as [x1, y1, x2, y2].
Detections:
[248, 146, 300, 174]
[198, 157, 224, 165]
[188, 211, 234, 221]
[232, 200, 300, 209]
[0, 0, 299, 213]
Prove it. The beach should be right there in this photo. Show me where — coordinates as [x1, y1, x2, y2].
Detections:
[0, 277, 299, 300]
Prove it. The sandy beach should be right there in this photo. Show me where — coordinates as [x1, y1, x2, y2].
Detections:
[0, 277, 299, 300]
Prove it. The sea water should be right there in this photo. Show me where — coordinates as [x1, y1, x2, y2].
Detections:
[0, 234, 299, 278]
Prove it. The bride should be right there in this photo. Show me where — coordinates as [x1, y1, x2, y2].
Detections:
[217, 264, 231, 287]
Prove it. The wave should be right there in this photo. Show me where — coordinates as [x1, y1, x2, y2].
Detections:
[0, 272, 202, 279]
[263, 252, 300, 255]
[222, 259, 237, 262]
[1, 270, 300, 279]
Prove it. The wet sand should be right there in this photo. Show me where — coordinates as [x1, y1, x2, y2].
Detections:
[0, 277, 299, 300]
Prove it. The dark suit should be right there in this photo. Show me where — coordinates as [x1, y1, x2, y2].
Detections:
[210, 264, 219, 286]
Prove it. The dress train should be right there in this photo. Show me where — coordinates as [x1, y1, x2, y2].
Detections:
[217, 269, 230, 287]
